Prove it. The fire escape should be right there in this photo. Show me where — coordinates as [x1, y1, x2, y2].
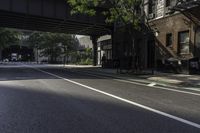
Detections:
[172, 0, 200, 26]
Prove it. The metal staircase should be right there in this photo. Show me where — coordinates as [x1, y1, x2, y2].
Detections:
[155, 39, 178, 59]
[172, 0, 200, 26]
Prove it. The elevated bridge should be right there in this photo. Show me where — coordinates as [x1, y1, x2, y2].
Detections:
[0, 0, 111, 36]
[0, 0, 112, 65]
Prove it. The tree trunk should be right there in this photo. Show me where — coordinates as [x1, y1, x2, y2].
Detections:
[63, 48, 68, 65]
[0, 48, 2, 61]
[36, 48, 39, 64]
[50, 54, 54, 63]
[128, 27, 143, 72]
[66, 51, 69, 65]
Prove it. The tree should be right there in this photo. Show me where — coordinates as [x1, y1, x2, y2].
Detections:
[0, 28, 21, 60]
[28, 31, 46, 63]
[28, 31, 43, 49]
[67, 0, 143, 69]
[28, 32, 79, 64]
[53, 33, 79, 64]
[67, 0, 142, 28]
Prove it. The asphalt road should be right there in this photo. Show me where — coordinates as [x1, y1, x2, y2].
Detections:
[0, 65, 200, 133]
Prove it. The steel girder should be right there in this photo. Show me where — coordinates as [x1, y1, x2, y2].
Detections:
[0, 0, 111, 35]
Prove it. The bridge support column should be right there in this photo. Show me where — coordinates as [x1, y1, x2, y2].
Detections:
[91, 36, 99, 66]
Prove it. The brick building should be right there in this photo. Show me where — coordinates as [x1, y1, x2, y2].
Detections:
[144, 0, 200, 73]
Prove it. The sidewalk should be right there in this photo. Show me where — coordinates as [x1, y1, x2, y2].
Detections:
[64, 65, 200, 91]
[2, 63, 199, 90]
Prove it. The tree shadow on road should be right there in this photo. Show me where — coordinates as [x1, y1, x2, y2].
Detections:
[0, 84, 199, 133]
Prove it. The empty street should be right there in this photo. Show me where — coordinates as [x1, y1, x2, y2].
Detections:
[0, 64, 199, 133]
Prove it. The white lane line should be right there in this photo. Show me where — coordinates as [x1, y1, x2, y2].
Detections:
[147, 82, 157, 87]
[35, 68, 200, 129]
[76, 71, 200, 97]
[185, 88, 200, 92]
[115, 78, 200, 96]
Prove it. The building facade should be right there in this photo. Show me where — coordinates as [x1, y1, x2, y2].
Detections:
[77, 35, 113, 66]
[97, 35, 112, 66]
[113, 25, 149, 70]
[144, 0, 200, 73]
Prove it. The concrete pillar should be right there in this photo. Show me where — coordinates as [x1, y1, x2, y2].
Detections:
[91, 36, 99, 66]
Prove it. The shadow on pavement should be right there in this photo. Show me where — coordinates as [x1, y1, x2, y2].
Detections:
[0, 84, 199, 133]
[1, 66, 200, 88]
[63, 67, 200, 88]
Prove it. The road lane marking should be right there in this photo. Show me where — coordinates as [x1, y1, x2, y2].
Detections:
[73, 71, 200, 96]
[115, 78, 200, 96]
[26, 65, 200, 96]
[185, 87, 200, 92]
[147, 82, 157, 87]
[34, 68, 200, 129]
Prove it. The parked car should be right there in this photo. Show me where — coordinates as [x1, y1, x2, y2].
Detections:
[11, 53, 18, 62]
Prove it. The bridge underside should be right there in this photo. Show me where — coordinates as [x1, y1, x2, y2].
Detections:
[0, 10, 110, 36]
[0, 0, 111, 36]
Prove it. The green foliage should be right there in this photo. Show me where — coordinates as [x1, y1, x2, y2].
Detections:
[67, 0, 102, 16]
[0, 28, 21, 49]
[79, 58, 93, 65]
[74, 48, 93, 65]
[67, 0, 142, 28]
[28, 32, 79, 63]
[28, 31, 43, 48]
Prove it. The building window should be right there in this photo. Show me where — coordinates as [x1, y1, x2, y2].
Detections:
[148, 0, 155, 14]
[166, 0, 176, 7]
[166, 0, 171, 7]
[166, 33, 173, 47]
[178, 31, 190, 54]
